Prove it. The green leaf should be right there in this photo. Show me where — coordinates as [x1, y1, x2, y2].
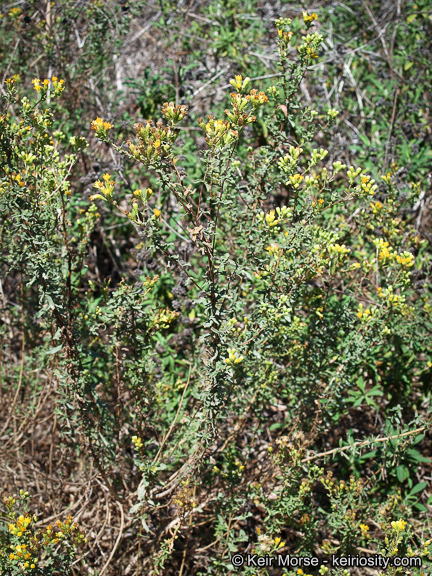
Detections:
[361, 450, 377, 460]
[46, 344, 63, 355]
[367, 387, 383, 396]
[407, 449, 431, 463]
[396, 465, 409, 483]
[408, 481, 427, 497]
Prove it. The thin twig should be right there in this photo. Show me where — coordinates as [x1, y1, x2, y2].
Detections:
[302, 426, 427, 463]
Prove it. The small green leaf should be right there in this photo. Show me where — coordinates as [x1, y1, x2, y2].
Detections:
[46, 344, 63, 355]
[408, 481, 428, 497]
[396, 465, 409, 483]
[407, 448, 431, 463]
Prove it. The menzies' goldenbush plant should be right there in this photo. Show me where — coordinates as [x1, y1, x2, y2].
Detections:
[0, 492, 86, 575]
[87, 12, 431, 573]
[1, 11, 431, 576]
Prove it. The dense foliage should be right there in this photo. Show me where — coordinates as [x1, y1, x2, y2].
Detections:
[0, 1, 431, 575]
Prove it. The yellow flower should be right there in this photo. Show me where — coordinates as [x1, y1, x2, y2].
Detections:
[132, 435, 143, 449]
[32, 78, 42, 92]
[153, 209, 161, 217]
[371, 200, 383, 214]
[391, 520, 407, 532]
[360, 523, 369, 535]
[91, 118, 113, 133]
[289, 173, 304, 188]
[225, 347, 244, 365]
[303, 11, 318, 24]
[265, 210, 279, 227]
[91, 117, 103, 130]
[9, 553, 15, 560]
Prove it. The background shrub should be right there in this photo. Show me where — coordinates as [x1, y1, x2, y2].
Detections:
[0, 1, 431, 575]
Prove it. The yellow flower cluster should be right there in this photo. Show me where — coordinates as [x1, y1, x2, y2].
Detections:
[224, 80, 268, 126]
[356, 303, 371, 320]
[371, 200, 383, 214]
[265, 210, 279, 227]
[328, 243, 350, 256]
[153, 308, 180, 329]
[42, 516, 84, 546]
[266, 243, 283, 257]
[91, 173, 115, 202]
[225, 348, 244, 366]
[91, 117, 114, 138]
[377, 286, 406, 310]
[289, 173, 304, 188]
[8, 514, 31, 536]
[11, 172, 25, 187]
[360, 523, 370, 536]
[32, 78, 47, 92]
[225, 92, 258, 126]
[128, 118, 179, 162]
[391, 519, 407, 532]
[277, 28, 294, 43]
[198, 116, 238, 149]
[229, 74, 251, 93]
[303, 11, 318, 24]
[161, 101, 188, 125]
[360, 175, 378, 195]
[373, 239, 415, 268]
[378, 240, 392, 261]
[4, 75, 20, 89]
[9, 543, 35, 566]
[248, 89, 269, 109]
[32, 77, 65, 94]
[257, 206, 292, 229]
[298, 33, 323, 62]
[395, 251, 415, 268]
[132, 436, 143, 449]
[278, 146, 303, 173]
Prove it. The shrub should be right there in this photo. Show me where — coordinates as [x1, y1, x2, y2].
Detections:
[0, 492, 86, 575]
